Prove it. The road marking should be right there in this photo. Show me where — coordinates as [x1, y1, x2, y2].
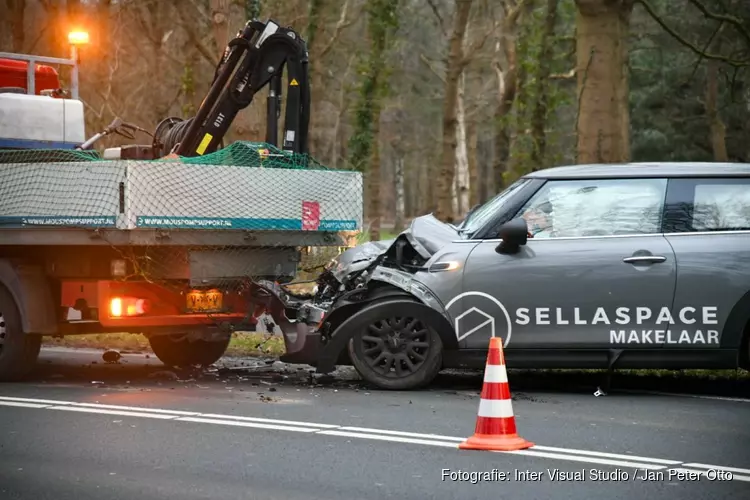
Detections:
[2, 394, 748, 479]
[683, 463, 750, 475]
[198, 413, 340, 429]
[318, 430, 460, 448]
[0, 401, 50, 409]
[48, 406, 178, 420]
[503, 450, 667, 470]
[179, 416, 322, 433]
[338, 426, 465, 441]
[530, 445, 682, 465]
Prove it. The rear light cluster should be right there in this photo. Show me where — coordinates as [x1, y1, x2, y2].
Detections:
[109, 296, 150, 317]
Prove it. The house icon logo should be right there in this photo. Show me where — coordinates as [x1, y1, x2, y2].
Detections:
[445, 291, 513, 347]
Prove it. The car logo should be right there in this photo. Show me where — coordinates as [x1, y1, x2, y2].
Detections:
[445, 291, 513, 347]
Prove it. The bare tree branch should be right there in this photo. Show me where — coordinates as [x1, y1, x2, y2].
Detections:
[319, 0, 356, 58]
[174, 0, 219, 66]
[425, 0, 448, 38]
[637, 0, 750, 67]
[420, 53, 446, 83]
[550, 68, 576, 79]
[460, 20, 498, 69]
[687, 0, 750, 48]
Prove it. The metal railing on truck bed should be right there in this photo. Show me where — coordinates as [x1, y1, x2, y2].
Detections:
[0, 141, 363, 248]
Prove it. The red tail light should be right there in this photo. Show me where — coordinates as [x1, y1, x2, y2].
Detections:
[109, 297, 150, 317]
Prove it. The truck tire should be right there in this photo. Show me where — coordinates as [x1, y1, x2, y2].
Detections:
[148, 332, 231, 368]
[346, 311, 443, 391]
[0, 285, 42, 381]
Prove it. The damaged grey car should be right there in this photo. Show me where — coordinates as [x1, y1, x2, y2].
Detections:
[258, 162, 750, 390]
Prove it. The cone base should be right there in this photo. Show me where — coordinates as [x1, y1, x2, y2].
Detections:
[458, 433, 534, 451]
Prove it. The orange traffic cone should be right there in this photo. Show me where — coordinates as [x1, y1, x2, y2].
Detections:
[459, 336, 534, 451]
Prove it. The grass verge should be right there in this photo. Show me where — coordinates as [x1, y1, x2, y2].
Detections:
[42, 333, 749, 382]
[42, 331, 287, 357]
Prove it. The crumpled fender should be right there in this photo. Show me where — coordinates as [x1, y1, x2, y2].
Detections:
[315, 293, 459, 374]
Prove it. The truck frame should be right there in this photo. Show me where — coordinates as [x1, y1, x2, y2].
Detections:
[0, 18, 362, 380]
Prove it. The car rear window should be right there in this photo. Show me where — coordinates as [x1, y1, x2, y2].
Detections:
[664, 178, 750, 232]
[693, 181, 750, 231]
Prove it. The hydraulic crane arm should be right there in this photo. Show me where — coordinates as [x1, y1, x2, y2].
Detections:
[154, 19, 310, 158]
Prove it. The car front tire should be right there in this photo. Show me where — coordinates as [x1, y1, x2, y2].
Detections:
[347, 313, 443, 390]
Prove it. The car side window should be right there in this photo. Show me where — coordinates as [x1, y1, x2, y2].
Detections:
[513, 178, 668, 238]
[664, 178, 750, 232]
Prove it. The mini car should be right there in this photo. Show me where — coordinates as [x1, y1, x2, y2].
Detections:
[267, 161, 750, 390]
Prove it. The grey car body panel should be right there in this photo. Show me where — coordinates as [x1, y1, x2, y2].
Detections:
[664, 232, 750, 349]
[458, 235, 678, 349]
[323, 162, 750, 371]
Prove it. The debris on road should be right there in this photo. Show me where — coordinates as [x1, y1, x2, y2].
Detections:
[148, 370, 180, 381]
[102, 350, 122, 364]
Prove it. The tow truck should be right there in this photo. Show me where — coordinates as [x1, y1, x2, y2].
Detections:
[0, 18, 363, 380]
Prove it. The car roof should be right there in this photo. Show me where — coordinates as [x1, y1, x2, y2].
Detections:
[523, 162, 750, 179]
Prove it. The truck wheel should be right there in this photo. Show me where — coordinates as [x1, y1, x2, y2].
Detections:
[148, 332, 231, 368]
[0, 285, 42, 381]
[347, 314, 443, 390]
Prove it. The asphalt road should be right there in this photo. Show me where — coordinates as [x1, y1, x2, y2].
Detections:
[0, 348, 749, 500]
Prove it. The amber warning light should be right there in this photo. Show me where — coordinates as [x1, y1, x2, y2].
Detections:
[68, 31, 90, 46]
[109, 297, 149, 317]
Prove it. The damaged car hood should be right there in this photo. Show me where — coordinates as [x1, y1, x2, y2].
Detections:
[330, 214, 459, 282]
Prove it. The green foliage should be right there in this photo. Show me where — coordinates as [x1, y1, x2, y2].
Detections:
[181, 59, 196, 117]
[347, 0, 401, 172]
[502, 0, 576, 185]
[245, 0, 261, 19]
[629, 0, 750, 162]
[306, 0, 324, 50]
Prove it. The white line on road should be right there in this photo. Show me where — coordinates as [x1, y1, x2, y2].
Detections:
[682, 463, 750, 475]
[317, 430, 461, 448]
[179, 416, 323, 433]
[529, 445, 682, 465]
[48, 406, 179, 420]
[0, 401, 50, 409]
[502, 450, 668, 470]
[2, 395, 748, 479]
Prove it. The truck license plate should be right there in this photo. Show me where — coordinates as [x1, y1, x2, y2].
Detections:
[186, 289, 223, 313]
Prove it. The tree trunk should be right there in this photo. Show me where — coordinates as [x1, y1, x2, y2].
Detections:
[7, 0, 26, 52]
[305, 0, 327, 160]
[436, 0, 473, 223]
[492, 5, 521, 191]
[705, 59, 728, 162]
[368, 118, 382, 241]
[530, 0, 560, 168]
[209, 0, 231, 53]
[467, 118, 479, 207]
[394, 156, 405, 232]
[455, 71, 470, 217]
[574, 0, 634, 164]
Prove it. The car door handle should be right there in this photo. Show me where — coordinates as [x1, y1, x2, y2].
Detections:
[622, 255, 667, 264]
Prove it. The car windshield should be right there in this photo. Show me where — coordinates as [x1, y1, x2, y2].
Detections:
[458, 178, 530, 236]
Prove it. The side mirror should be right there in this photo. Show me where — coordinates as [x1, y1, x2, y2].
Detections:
[495, 217, 528, 254]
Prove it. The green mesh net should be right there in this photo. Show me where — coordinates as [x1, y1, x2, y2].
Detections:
[0, 141, 363, 330]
